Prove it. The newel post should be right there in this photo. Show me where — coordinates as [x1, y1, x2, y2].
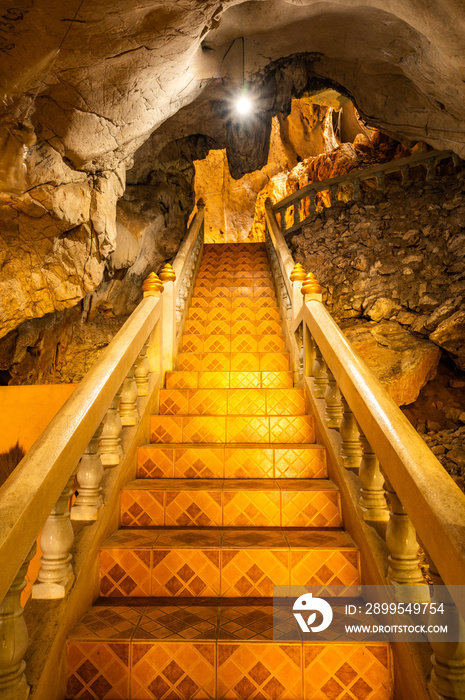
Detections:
[290, 263, 306, 318]
[159, 263, 176, 375]
[142, 272, 163, 374]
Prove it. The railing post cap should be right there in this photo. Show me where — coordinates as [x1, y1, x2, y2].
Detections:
[159, 263, 176, 283]
[196, 197, 206, 209]
[143, 272, 164, 297]
[290, 263, 307, 282]
[301, 271, 323, 300]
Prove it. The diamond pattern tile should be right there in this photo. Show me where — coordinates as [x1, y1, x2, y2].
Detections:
[203, 335, 231, 353]
[224, 448, 273, 479]
[290, 549, 360, 586]
[131, 642, 216, 699]
[198, 371, 230, 388]
[181, 334, 204, 352]
[121, 489, 164, 527]
[269, 416, 314, 443]
[303, 644, 392, 700]
[133, 603, 219, 641]
[165, 490, 222, 527]
[280, 490, 342, 527]
[229, 372, 261, 389]
[222, 489, 280, 527]
[231, 335, 259, 352]
[174, 447, 224, 479]
[99, 549, 151, 597]
[274, 447, 327, 479]
[151, 549, 221, 597]
[226, 416, 269, 443]
[266, 389, 306, 416]
[230, 352, 260, 371]
[227, 389, 266, 416]
[150, 416, 183, 444]
[67, 641, 129, 699]
[69, 606, 143, 641]
[137, 447, 174, 479]
[217, 643, 302, 700]
[183, 416, 226, 443]
[166, 371, 198, 389]
[221, 549, 289, 596]
[261, 371, 293, 388]
[188, 389, 228, 415]
[159, 390, 189, 415]
[260, 352, 290, 371]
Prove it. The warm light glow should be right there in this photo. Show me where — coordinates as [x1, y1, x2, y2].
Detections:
[236, 94, 252, 116]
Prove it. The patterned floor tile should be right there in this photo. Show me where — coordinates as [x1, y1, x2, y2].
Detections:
[226, 416, 269, 443]
[303, 644, 393, 700]
[227, 389, 266, 416]
[159, 389, 189, 415]
[151, 549, 221, 596]
[281, 490, 342, 527]
[269, 416, 314, 443]
[290, 549, 360, 587]
[223, 489, 280, 527]
[201, 352, 231, 371]
[174, 447, 224, 478]
[230, 334, 259, 352]
[69, 606, 143, 641]
[137, 447, 174, 478]
[221, 549, 289, 596]
[260, 352, 290, 371]
[150, 416, 183, 444]
[218, 603, 276, 641]
[178, 353, 203, 371]
[224, 447, 273, 478]
[221, 529, 288, 549]
[198, 371, 230, 388]
[188, 389, 228, 415]
[217, 643, 302, 699]
[133, 602, 219, 641]
[67, 641, 130, 699]
[274, 447, 327, 479]
[261, 371, 293, 388]
[165, 489, 222, 526]
[230, 352, 260, 371]
[165, 371, 198, 389]
[99, 549, 151, 597]
[121, 489, 165, 527]
[257, 335, 286, 353]
[231, 320, 258, 335]
[256, 320, 283, 335]
[203, 335, 231, 353]
[266, 389, 306, 416]
[181, 334, 204, 352]
[131, 642, 216, 699]
[183, 416, 226, 443]
[229, 372, 261, 389]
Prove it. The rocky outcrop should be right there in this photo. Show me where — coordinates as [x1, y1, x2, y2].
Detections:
[345, 322, 441, 405]
[289, 163, 465, 369]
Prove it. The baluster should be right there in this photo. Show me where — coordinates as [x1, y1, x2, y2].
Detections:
[375, 172, 385, 192]
[425, 160, 434, 181]
[426, 555, 465, 700]
[119, 366, 139, 426]
[303, 325, 315, 378]
[32, 476, 75, 598]
[329, 185, 338, 207]
[294, 200, 301, 226]
[357, 432, 389, 530]
[308, 194, 316, 212]
[384, 476, 424, 585]
[278, 207, 287, 232]
[339, 397, 363, 472]
[99, 390, 123, 467]
[400, 165, 410, 184]
[71, 426, 104, 521]
[312, 343, 328, 398]
[134, 341, 150, 396]
[352, 179, 361, 201]
[0, 545, 36, 700]
[324, 367, 343, 428]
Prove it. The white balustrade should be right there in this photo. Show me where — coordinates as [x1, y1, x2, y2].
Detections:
[357, 432, 389, 528]
[324, 367, 343, 428]
[339, 397, 363, 472]
[384, 476, 424, 585]
[71, 426, 104, 521]
[99, 392, 123, 467]
[134, 341, 150, 396]
[119, 366, 139, 426]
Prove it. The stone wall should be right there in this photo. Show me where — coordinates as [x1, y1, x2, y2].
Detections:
[289, 162, 465, 371]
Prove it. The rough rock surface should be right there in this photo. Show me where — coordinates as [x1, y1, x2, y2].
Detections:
[345, 321, 441, 405]
[289, 163, 465, 369]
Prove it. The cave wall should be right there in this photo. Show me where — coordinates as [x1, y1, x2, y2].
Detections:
[289, 162, 465, 370]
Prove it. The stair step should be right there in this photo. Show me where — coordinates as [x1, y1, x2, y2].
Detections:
[137, 444, 327, 479]
[190, 296, 277, 309]
[185, 319, 283, 335]
[160, 388, 305, 416]
[99, 528, 360, 598]
[67, 600, 392, 700]
[166, 370, 293, 390]
[177, 352, 290, 372]
[181, 334, 286, 353]
[188, 306, 280, 322]
[150, 415, 314, 444]
[121, 478, 341, 528]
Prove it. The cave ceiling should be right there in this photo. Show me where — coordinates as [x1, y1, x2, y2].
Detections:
[0, 0, 465, 349]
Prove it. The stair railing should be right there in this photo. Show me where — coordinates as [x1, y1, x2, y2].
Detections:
[0, 202, 205, 700]
[265, 188, 465, 700]
[273, 149, 459, 235]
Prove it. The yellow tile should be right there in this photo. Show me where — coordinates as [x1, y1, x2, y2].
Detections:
[137, 446, 174, 478]
[188, 389, 228, 415]
[229, 372, 261, 389]
[181, 334, 204, 353]
[183, 416, 226, 443]
[159, 389, 189, 415]
[256, 320, 282, 335]
[174, 447, 224, 478]
[187, 307, 208, 321]
[226, 416, 269, 443]
[269, 416, 314, 443]
[121, 490, 164, 527]
[256, 307, 280, 321]
[150, 416, 183, 443]
[204, 320, 231, 335]
[221, 549, 288, 596]
[230, 335, 259, 353]
[177, 353, 202, 371]
[224, 447, 273, 478]
[259, 352, 290, 371]
[151, 549, 220, 596]
[231, 306, 256, 321]
[201, 352, 231, 371]
[227, 389, 266, 416]
[274, 447, 327, 479]
[165, 371, 198, 389]
[184, 320, 205, 334]
[290, 549, 360, 586]
[281, 491, 342, 527]
[165, 490, 222, 526]
[266, 389, 306, 415]
[257, 334, 286, 353]
[223, 490, 280, 526]
[231, 320, 258, 335]
[207, 308, 232, 323]
[231, 352, 260, 371]
[261, 371, 293, 388]
[198, 371, 230, 389]
[203, 335, 231, 353]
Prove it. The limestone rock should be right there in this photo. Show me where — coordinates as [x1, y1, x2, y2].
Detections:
[430, 310, 465, 370]
[345, 321, 441, 405]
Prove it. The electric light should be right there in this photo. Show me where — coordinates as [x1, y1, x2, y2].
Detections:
[236, 93, 252, 116]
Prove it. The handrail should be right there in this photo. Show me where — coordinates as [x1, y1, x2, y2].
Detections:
[273, 149, 458, 234]
[297, 300, 465, 598]
[0, 295, 161, 605]
[173, 201, 205, 299]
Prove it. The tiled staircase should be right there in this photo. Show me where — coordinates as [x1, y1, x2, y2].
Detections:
[66, 243, 393, 699]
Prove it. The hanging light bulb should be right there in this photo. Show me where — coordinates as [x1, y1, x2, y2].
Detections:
[236, 89, 252, 116]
